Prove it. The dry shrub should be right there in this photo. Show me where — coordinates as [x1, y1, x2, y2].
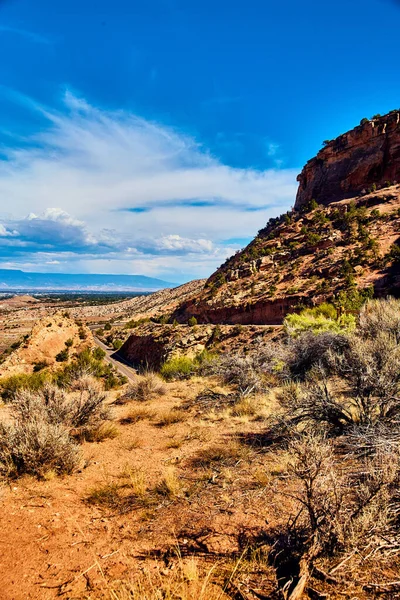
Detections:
[211, 354, 268, 395]
[332, 331, 400, 425]
[68, 386, 110, 429]
[358, 296, 400, 342]
[275, 432, 400, 597]
[0, 382, 112, 479]
[285, 331, 349, 381]
[69, 374, 101, 392]
[0, 421, 80, 478]
[277, 382, 354, 434]
[11, 383, 109, 431]
[118, 372, 166, 404]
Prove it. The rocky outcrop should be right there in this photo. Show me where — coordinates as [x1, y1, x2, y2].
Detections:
[119, 323, 278, 368]
[171, 186, 400, 325]
[295, 111, 400, 209]
[173, 295, 303, 325]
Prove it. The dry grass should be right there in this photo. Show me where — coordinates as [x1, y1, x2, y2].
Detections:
[190, 441, 250, 468]
[109, 559, 231, 600]
[230, 394, 271, 419]
[120, 406, 155, 424]
[109, 550, 276, 600]
[124, 435, 144, 450]
[165, 436, 185, 449]
[123, 466, 148, 498]
[156, 409, 186, 427]
[77, 421, 119, 442]
[87, 465, 183, 511]
[155, 466, 182, 499]
[86, 482, 121, 507]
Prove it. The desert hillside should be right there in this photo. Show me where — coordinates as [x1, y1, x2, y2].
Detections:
[0, 111, 400, 600]
[171, 117, 400, 325]
[0, 313, 93, 377]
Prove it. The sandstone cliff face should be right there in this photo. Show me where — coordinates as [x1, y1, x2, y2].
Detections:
[295, 111, 400, 209]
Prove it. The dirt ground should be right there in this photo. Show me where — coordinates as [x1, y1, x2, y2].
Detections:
[0, 378, 285, 599]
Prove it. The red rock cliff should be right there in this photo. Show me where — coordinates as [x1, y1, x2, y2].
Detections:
[295, 110, 400, 209]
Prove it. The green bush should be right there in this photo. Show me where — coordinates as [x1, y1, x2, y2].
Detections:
[188, 316, 198, 327]
[284, 309, 356, 337]
[112, 339, 123, 350]
[33, 361, 49, 373]
[160, 355, 196, 380]
[93, 347, 106, 360]
[160, 350, 217, 381]
[55, 348, 69, 362]
[0, 371, 51, 401]
[306, 232, 322, 246]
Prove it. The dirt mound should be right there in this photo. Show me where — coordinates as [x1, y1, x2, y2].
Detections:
[0, 313, 94, 377]
[0, 295, 39, 311]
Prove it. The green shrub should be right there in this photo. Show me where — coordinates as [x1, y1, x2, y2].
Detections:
[308, 198, 318, 210]
[0, 371, 51, 401]
[112, 339, 123, 350]
[188, 316, 198, 327]
[284, 310, 356, 337]
[333, 286, 374, 313]
[55, 348, 69, 362]
[306, 232, 322, 246]
[33, 361, 49, 373]
[93, 347, 106, 360]
[160, 355, 196, 380]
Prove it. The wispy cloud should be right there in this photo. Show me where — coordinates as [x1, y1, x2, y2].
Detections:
[0, 90, 298, 279]
[0, 25, 50, 44]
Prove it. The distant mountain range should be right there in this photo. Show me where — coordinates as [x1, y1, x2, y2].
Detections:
[0, 269, 176, 291]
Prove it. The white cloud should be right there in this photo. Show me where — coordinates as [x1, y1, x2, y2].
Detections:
[0, 91, 298, 279]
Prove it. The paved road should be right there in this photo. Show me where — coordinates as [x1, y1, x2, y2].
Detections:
[93, 336, 137, 382]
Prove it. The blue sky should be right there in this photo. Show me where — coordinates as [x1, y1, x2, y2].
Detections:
[0, 0, 400, 282]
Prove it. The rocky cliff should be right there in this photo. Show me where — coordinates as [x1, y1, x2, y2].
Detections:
[171, 186, 400, 325]
[121, 113, 400, 331]
[295, 110, 400, 209]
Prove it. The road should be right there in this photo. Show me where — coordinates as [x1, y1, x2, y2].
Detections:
[93, 336, 137, 382]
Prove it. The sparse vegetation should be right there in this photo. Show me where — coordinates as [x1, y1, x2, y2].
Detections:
[118, 372, 166, 403]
